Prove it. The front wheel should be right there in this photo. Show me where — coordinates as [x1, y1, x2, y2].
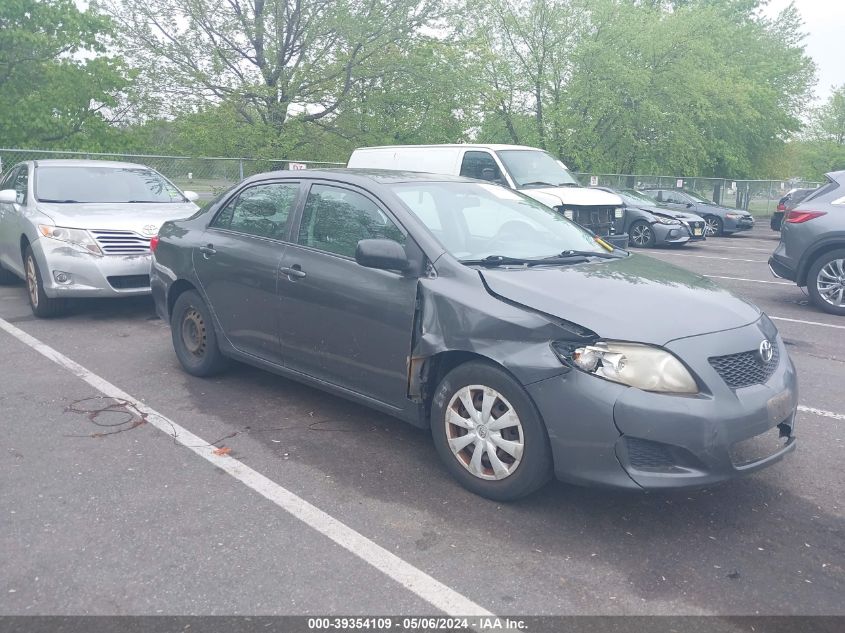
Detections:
[807, 249, 845, 316]
[629, 221, 656, 248]
[704, 215, 723, 237]
[431, 361, 552, 501]
[170, 289, 229, 376]
[24, 247, 67, 318]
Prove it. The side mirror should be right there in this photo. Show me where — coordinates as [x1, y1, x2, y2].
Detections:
[355, 239, 409, 272]
[686, 202, 693, 208]
[183, 190, 199, 202]
[0, 189, 17, 204]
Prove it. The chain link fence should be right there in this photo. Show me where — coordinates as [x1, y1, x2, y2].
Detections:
[0, 149, 822, 215]
[574, 173, 823, 216]
[0, 149, 344, 203]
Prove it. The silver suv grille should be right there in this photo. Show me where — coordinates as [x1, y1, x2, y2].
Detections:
[90, 230, 151, 255]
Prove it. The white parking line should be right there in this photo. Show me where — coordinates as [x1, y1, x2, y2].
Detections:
[0, 317, 493, 618]
[798, 405, 845, 421]
[650, 252, 767, 263]
[690, 244, 774, 253]
[770, 316, 845, 330]
[704, 275, 791, 285]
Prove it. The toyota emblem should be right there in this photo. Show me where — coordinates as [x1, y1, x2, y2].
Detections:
[759, 340, 773, 364]
[142, 224, 158, 236]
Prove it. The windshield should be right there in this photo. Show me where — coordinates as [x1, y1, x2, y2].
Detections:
[390, 181, 607, 262]
[682, 190, 715, 205]
[495, 150, 579, 188]
[620, 189, 660, 206]
[35, 166, 186, 204]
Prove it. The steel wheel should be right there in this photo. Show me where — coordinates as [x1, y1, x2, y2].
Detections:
[816, 258, 845, 308]
[445, 385, 524, 481]
[181, 307, 207, 357]
[630, 222, 654, 247]
[704, 216, 723, 237]
[26, 255, 39, 308]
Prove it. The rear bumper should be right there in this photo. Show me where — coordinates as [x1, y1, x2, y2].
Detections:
[768, 255, 797, 282]
[33, 238, 152, 298]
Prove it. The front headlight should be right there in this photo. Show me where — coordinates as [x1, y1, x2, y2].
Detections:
[554, 340, 699, 394]
[38, 225, 102, 256]
[654, 216, 681, 225]
[725, 212, 743, 219]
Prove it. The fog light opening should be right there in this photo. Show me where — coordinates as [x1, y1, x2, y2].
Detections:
[53, 271, 72, 284]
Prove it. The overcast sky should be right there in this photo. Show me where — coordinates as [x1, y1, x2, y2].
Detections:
[764, 0, 845, 102]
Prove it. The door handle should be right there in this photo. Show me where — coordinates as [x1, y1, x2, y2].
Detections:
[199, 244, 216, 259]
[280, 265, 306, 280]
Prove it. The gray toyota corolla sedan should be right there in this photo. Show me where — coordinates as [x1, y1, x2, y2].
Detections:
[151, 169, 797, 500]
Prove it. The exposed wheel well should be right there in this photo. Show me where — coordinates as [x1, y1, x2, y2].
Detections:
[20, 235, 30, 261]
[799, 242, 845, 286]
[167, 279, 198, 320]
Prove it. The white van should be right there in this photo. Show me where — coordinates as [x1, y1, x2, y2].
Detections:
[347, 144, 625, 240]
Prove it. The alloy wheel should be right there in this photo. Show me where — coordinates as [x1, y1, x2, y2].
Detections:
[704, 217, 720, 237]
[816, 258, 845, 307]
[445, 385, 524, 481]
[631, 224, 652, 247]
[181, 307, 207, 357]
[26, 256, 39, 308]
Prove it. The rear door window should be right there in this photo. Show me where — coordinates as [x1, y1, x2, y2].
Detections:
[212, 182, 299, 240]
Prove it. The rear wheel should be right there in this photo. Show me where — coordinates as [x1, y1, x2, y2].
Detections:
[24, 247, 67, 318]
[807, 249, 845, 316]
[171, 289, 228, 375]
[704, 215, 723, 237]
[431, 361, 552, 501]
[629, 221, 656, 248]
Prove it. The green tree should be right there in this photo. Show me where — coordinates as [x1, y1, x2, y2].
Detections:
[0, 0, 130, 149]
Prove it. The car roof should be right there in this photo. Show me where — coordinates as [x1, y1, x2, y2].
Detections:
[352, 144, 539, 152]
[243, 168, 479, 185]
[31, 159, 151, 169]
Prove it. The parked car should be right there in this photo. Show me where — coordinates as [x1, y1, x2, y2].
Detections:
[769, 170, 845, 315]
[771, 188, 815, 231]
[152, 169, 797, 500]
[642, 187, 754, 237]
[594, 187, 706, 247]
[0, 160, 200, 317]
[347, 144, 628, 247]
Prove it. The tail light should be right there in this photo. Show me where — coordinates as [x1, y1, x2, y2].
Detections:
[785, 210, 826, 224]
[776, 203, 786, 211]
[149, 235, 159, 252]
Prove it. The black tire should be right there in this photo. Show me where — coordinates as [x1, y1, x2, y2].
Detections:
[629, 220, 656, 248]
[0, 260, 19, 284]
[24, 246, 68, 318]
[704, 215, 724, 237]
[807, 249, 845, 316]
[431, 361, 552, 501]
[770, 214, 782, 232]
[170, 289, 229, 376]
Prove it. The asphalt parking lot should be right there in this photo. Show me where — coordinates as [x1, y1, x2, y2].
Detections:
[1, 223, 843, 617]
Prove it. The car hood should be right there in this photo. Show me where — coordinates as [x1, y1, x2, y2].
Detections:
[36, 202, 199, 234]
[520, 187, 622, 208]
[634, 205, 704, 222]
[478, 254, 760, 345]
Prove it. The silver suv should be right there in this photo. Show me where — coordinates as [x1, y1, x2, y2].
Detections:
[769, 170, 845, 315]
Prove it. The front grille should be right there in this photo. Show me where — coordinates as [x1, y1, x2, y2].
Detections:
[557, 205, 617, 236]
[709, 344, 780, 389]
[625, 437, 675, 471]
[107, 275, 150, 289]
[91, 230, 151, 255]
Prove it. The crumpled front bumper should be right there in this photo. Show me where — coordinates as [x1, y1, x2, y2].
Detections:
[32, 238, 153, 298]
[525, 318, 797, 490]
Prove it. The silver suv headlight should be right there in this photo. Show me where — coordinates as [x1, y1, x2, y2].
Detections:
[38, 225, 103, 256]
[555, 341, 699, 394]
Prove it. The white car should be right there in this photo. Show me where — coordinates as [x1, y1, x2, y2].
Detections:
[0, 159, 200, 317]
[347, 144, 625, 243]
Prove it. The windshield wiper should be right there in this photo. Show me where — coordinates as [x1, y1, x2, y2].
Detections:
[127, 200, 168, 203]
[520, 181, 557, 188]
[38, 199, 81, 203]
[461, 254, 595, 267]
[550, 249, 625, 259]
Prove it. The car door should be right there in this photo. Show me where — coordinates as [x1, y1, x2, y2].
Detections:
[278, 181, 418, 408]
[193, 180, 301, 363]
[0, 166, 21, 268]
[0, 166, 30, 275]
